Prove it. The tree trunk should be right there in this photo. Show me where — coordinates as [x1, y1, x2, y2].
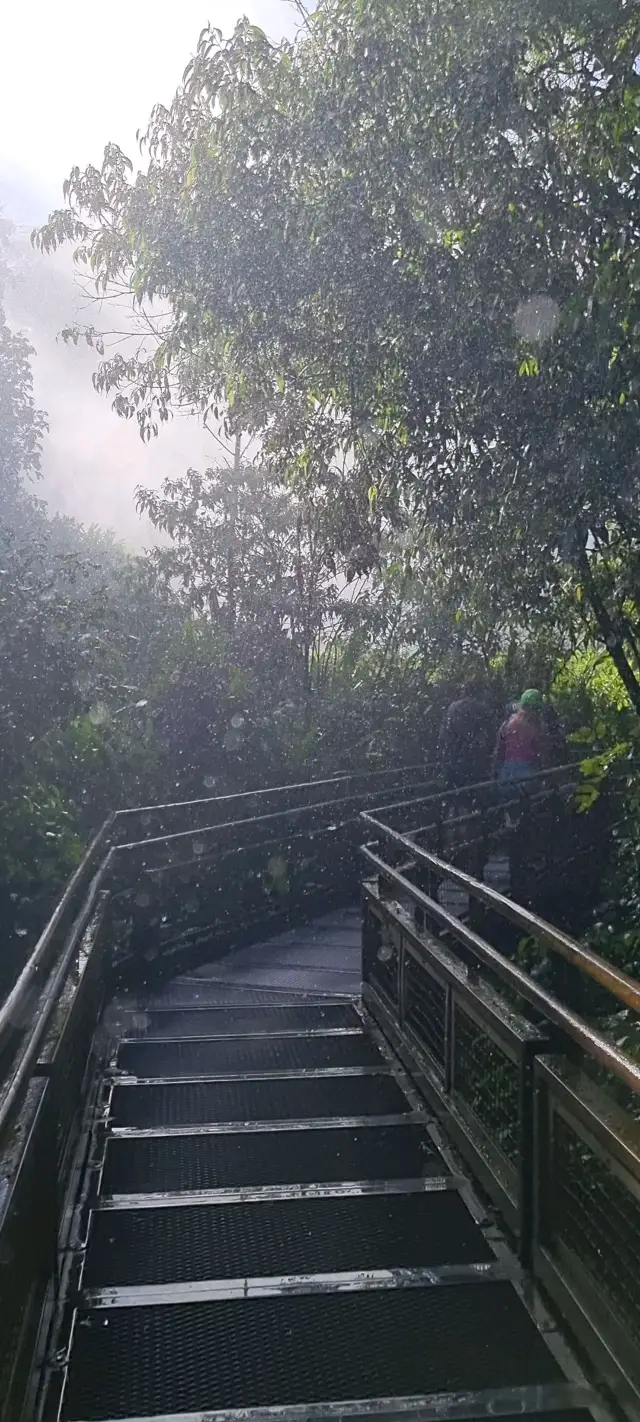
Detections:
[578, 541, 640, 716]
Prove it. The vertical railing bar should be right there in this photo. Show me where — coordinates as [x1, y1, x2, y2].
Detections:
[448, 989, 457, 1094]
[398, 937, 407, 1028]
[443, 984, 454, 1095]
[534, 1072, 552, 1255]
[518, 1043, 536, 1267]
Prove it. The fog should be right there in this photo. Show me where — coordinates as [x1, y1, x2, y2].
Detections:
[0, 0, 296, 545]
[4, 228, 215, 545]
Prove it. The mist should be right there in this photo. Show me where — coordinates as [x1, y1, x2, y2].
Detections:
[3, 226, 213, 546]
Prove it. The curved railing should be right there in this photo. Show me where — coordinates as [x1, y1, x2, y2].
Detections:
[360, 792, 640, 1414]
[0, 757, 634, 1422]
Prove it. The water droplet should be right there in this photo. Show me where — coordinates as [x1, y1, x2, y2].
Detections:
[192, 840, 205, 857]
[88, 701, 109, 727]
[203, 775, 216, 789]
[514, 295, 559, 343]
[230, 713, 245, 729]
[135, 891, 151, 908]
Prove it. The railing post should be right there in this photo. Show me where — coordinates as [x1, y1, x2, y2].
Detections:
[435, 797, 444, 859]
[398, 938, 407, 1027]
[443, 985, 454, 1095]
[532, 1066, 551, 1254]
[361, 894, 380, 985]
[518, 1045, 536, 1267]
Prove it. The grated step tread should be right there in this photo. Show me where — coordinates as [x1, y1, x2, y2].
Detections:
[117, 1031, 383, 1079]
[101, 1123, 440, 1195]
[123, 1003, 360, 1038]
[84, 1190, 493, 1287]
[63, 1285, 561, 1420]
[111, 1072, 411, 1128]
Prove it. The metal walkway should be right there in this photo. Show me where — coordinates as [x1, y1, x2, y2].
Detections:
[2, 765, 638, 1422]
[57, 907, 599, 1422]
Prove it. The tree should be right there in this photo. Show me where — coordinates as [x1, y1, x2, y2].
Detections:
[0, 219, 47, 512]
[35, 0, 640, 706]
[136, 460, 353, 687]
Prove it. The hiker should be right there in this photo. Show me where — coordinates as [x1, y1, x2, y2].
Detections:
[493, 688, 548, 798]
[437, 682, 495, 790]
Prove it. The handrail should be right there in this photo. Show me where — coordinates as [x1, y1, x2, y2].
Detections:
[122, 804, 378, 887]
[114, 764, 430, 826]
[116, 780, 439, 858]
[0, 817, 114, 1059]
[361, 845, 640, 1094]
[0, 873, 112, 1140]
[367, 760, 582, 824]
[362, 811, 640, 1014]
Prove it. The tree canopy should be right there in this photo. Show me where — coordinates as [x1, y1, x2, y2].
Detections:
[36, 0, 640, 705]
[0, 0, 632, 987]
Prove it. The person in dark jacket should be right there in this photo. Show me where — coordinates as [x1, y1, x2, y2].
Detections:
[437, 682, 495, 789]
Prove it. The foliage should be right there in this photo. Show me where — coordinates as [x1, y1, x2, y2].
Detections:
[137, 461, 352, 686]
[35, 0, 640, 710]
[0, 226, 47, 508]
[7, 0, 640, 1001]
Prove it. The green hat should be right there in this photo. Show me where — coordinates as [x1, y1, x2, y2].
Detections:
[520, 688, 543, 709]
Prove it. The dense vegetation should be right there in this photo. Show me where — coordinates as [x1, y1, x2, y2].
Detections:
[3, 0, 640, 974]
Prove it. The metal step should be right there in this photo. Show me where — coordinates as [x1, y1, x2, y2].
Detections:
[138, 982, 356, 1008]
[111, 1072, 412, 1129]
[63, 1285, 563, 1420]
[101, 1123, 440, 1196]
[84, 1190, 493, 1287]
[117, 1032, 384, 1079]
[122, 1003, 360, 1039]
[210, 965, 362, 994]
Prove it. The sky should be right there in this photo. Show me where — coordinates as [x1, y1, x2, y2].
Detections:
[0, 1, 296, 543]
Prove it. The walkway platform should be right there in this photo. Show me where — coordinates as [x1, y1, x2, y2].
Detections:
[57, 908, 599, 1422]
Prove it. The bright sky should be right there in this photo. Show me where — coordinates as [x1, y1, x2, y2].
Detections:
[0, 2, 297, 540]
[0, 0, 296, 221]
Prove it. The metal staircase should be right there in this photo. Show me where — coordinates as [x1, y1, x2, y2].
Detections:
[0, 766, 638, 1422]
[51, 910, 598, 1422]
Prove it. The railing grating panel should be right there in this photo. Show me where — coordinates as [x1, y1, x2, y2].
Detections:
[552, 1112, 640, 1342]
[453, 1005, 520, 1165]
[405, 955, 446, 1074]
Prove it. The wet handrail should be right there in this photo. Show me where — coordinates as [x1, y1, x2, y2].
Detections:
[361, 845, 640, 1094]
[366, 761, 582, 824]
[0, 878, 112, 1139]
[114, 764, 431, 827]
[362, 811, 640, 1015]
[0, 818, 114, 1059]
[115, 780, 439, 859]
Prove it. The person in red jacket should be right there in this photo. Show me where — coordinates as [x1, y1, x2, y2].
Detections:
[494, 689, 548, 798]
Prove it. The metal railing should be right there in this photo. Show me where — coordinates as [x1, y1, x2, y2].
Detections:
[112, 764, 432, 842]
[361, 801, 640, 1415]
[0, 762, 429, 1422]
[0, 892, 112, 1422]
[108, 774, 439, 977]
[0, 757, 632, 1422]
[363, 761, 621, 918]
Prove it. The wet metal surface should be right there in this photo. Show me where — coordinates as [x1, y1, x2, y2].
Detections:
[58, 905, 602, 1422]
